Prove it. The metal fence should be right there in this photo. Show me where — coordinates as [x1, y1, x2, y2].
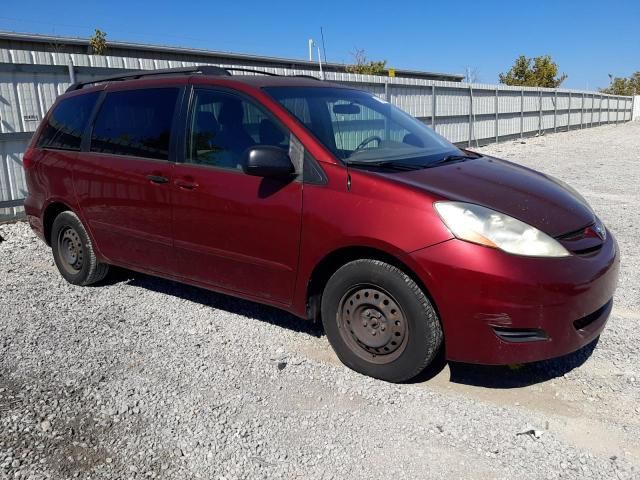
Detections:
[0, 48, 634, 220]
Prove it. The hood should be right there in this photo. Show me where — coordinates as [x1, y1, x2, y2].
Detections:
[385, 156, 595, 237]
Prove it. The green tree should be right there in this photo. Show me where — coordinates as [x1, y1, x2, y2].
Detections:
[601, 72, 640, 95]
[499, 55, 567, 88]
[345, 48, 387, 76]
[89, 29, 107, 56]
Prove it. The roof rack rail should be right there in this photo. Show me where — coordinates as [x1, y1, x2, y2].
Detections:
[65, 65, 231, 92]
[225, 67, 278, 76]
[288, 74, 321, 81]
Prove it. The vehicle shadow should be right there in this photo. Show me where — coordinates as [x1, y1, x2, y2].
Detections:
[410, 337, 599, 388]
[103, 268, 324, 338]
[102, 268, 599, 386]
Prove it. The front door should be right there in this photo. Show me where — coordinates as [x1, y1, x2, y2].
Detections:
[171, 88, 303, 304]
[74, 87, 181, 274]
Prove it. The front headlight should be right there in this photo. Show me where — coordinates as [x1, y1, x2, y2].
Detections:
[434, 201, 570, 257]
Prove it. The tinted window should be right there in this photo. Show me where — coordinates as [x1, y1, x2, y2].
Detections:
[188, 90, 289, 170]
[91, 88, 179, 160]
[37, 92, 99, 151]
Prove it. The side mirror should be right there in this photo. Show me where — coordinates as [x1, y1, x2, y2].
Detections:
[242, 146, 295, 179]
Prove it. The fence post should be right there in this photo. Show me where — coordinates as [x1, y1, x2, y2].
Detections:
[431, 85, 436, 129]
[553, 90, 558, 133]
[616, 97, 620, 124]
[520, 88, 524, 139]
[608, 96, 612, 124]
[468, 85, 473, 148]
[590, 94, 594, 128]
[67, 57, 76, 84]
[495, 87, 499, 143]
[599, 94, 603, 125]
[567, 92, 572, 131]
[538, 88, 543, 135]
[580, 93, 584, 129]
[384, 81, 390, 102]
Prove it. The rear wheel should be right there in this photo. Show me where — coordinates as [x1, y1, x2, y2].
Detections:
[51, 211, 109, 286]
[321, 259, 442, 382]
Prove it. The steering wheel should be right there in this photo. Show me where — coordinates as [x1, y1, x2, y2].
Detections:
[355, 135, 383, 151]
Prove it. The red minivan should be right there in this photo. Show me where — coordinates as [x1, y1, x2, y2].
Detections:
[23, 66, 619, 382]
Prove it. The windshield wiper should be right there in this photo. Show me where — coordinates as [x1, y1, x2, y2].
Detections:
[431, 153, 481, 166]
[345, 160, 425, 171]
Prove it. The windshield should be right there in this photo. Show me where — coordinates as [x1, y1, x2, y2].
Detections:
[263, 86, 462, 167]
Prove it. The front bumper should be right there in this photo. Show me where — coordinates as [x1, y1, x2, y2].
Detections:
[408, 231, 620, 365]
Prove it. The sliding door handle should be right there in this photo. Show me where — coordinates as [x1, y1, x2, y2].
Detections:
[146, 174, 169, 184]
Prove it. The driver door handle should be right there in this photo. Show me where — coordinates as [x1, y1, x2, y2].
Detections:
[146, 174, 169, 184]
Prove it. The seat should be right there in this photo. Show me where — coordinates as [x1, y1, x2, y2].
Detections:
[214, 99, 255, 168]
[193, 111, 219, 150]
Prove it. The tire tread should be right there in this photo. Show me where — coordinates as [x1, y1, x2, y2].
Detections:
[322, 258, 443, 382]
[52, 211, 109, 286]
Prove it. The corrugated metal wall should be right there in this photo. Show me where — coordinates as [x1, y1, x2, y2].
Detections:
[0, 47, 634, 219]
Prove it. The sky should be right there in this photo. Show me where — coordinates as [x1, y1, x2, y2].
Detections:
[1, 0, 638, 89]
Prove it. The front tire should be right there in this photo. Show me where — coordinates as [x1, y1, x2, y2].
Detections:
[321, 259, 442, 382]
[51, 211, 109, 286]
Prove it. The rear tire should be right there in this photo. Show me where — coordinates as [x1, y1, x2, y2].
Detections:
[321, 259, 442, 382]
[51, 211, 109, 286]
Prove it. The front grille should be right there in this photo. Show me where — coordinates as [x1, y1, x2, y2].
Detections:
[557, 224, 604, 255]
[573, 300, 612, 331]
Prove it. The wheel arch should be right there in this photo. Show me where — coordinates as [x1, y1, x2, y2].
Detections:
[42, 201, 74, 246]
[305, 245, 438, 322]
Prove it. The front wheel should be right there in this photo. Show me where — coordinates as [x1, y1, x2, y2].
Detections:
[51, 211, 110, 286]
[321, 259, 442, 382]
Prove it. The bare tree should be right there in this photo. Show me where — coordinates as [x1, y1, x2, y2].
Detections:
[464, 66, 480, 83]
[346, 48, 387, 76]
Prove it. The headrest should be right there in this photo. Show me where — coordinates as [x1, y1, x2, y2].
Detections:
[218, 99, 244, 125]
[259, 118, 285, 145]
[196, 111, 219, 134]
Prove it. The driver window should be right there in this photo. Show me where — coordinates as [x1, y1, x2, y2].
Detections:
[188, 90, 290, 170]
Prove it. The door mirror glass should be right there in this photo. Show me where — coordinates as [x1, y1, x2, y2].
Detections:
[242, 146, 295, 179]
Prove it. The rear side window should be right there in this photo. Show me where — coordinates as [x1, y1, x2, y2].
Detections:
[37, 92, 99, 151]
[90, 88, 179, 160]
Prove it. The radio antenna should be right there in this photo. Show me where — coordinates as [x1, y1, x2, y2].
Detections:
[320, 27, 328, 64]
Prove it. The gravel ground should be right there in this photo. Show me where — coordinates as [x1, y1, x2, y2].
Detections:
[1, 122, 639, 480]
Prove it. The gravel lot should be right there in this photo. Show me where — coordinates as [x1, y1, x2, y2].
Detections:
[1, 122, 639, 480]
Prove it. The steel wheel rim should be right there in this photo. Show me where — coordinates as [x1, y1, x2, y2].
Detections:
[337, 284, 409, 364]
[57, 227, 84, 274]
